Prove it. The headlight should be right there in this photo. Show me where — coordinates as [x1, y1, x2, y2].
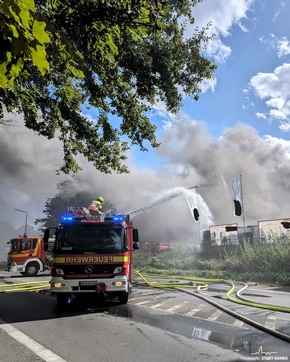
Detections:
[51, 282, 64, 288]
[112, 280, 126, 287]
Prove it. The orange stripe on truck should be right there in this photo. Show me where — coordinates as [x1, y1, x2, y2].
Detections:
[54, 255, 129, 264]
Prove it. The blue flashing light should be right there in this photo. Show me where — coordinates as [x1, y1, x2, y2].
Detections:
[105, 215, 126, 223]
[61, 215, 74, 222]
[113, 216, 125, 222]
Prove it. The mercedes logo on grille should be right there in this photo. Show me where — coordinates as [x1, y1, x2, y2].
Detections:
[85, 265, 94, 274]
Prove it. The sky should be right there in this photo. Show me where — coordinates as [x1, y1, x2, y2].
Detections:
[1, 0, 290, 244]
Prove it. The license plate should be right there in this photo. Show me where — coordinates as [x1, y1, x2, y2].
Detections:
[79, 281, 98, 286]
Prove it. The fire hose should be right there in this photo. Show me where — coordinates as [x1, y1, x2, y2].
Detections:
[0, 280, 50, 293]
[133, 270, 290, 343]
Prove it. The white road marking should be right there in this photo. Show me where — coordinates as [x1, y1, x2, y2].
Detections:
[165, 301, 190, 312]
[150, 301, 168, 309]
[207, 309, 223, 321]
[265, 316, 276, 330]
[185, 304, 206, 316]
[233, 319, 244, 326]
[0, 319, 67, 362]
[134, 300, 152, 305]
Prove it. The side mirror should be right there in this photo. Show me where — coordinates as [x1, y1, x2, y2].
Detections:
[133, 229, 139, 243]
[43, 228, 50, 244]
[133, 242, 139, 250]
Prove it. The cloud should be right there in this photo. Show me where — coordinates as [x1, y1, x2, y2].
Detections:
[263, 134, 290, 157]
[249, 63, 290, 129]
[260, 34, 290, 57]
[256, 112, 267, 119]
[150, 1, 254, 112]
[191, 0, 254, 63]
[277, 37, 290, 57]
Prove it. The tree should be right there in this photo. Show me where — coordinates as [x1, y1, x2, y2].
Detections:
[0, 0, 50, 87]
[1, 0, 216, 174]
[35, 180, 116, 228]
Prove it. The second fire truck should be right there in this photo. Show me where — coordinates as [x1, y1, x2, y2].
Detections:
[7, 236, 54, 276]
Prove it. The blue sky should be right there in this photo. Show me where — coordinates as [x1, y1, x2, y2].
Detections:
[172, 0, 290, 144]
[2, 0, 290, 240]
[132, 0, 290, 168]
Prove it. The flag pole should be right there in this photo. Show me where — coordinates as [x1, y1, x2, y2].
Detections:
[240, 174, 246, 235]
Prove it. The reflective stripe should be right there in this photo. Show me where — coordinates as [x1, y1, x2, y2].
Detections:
[54, 255, 129, 264]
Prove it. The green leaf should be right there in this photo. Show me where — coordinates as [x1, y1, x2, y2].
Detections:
[32, 21, 50, 44]
[30, 44, 50, 75]
[8, 57, 24, 83]
[0, 65, 9, 88]
[18, 6, 31, 28]
[8, 5, 20, 23]
[9, 24, 19, 38]
[23, 0, 36, 12]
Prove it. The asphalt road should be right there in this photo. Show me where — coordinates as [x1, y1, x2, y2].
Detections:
[0, 288, 247, 362]
[1, 265, 290, 362]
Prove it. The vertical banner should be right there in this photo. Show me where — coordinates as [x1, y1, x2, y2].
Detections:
[186, 190, 199, 221]
[231, 176, 243, 216]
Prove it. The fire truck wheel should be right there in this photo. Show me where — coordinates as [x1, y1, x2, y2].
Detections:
[23, 262, 39, 277]
[118, 292, 129, 305]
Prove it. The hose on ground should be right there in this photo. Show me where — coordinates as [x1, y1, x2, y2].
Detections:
[133, 270, 290, 343]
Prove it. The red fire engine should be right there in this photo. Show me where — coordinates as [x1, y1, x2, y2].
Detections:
[7, 236, 54, 276]
[43, 207, 139, 309]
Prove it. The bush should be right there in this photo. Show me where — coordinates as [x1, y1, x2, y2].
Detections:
[133, 242, 290, 286]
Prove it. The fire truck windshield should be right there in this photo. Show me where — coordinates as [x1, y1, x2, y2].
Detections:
[9, 239, 19, 253]
[9, 238, 36, 253]
[55, 223, 126, 254]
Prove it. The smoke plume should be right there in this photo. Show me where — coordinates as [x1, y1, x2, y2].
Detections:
[1, 112, 290, 245]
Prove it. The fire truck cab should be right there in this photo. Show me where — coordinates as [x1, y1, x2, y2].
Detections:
[44, 207, 139, 309]
[7, 236, 53, 276]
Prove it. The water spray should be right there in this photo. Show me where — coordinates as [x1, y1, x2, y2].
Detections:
[122, 186, 213, 228]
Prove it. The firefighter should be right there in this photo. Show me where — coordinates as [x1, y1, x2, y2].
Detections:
[88, 197, 104, 215]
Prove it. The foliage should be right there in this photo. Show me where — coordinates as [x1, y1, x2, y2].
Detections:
[0, 0, 216, 174]
[35, 180, 116, 227]
[133, 241, 290, 286]
[0, 0, 50, 88]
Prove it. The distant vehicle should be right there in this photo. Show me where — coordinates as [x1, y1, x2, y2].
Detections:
[155, 242, 175, 252]
[7, 236, 54, 276]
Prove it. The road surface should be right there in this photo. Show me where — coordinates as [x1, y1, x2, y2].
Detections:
[0, 267, 290, 361]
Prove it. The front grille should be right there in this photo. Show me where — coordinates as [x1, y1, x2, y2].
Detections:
[60, 264, 122, 278]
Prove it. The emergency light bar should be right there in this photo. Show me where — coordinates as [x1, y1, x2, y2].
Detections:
[61, 215, 74, 222]
[105, 216, 126, 223]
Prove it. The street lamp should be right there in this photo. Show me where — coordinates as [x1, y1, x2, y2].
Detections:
[14, 208, 28, 236]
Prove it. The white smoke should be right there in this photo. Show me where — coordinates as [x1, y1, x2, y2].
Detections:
[1, 112, 290, 245]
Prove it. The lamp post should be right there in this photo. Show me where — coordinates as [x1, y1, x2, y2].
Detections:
[14, 208, 28, 236]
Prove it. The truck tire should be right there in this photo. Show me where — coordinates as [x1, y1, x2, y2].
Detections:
[23, 262, 39, 277]
[118, 292, 129, 305]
